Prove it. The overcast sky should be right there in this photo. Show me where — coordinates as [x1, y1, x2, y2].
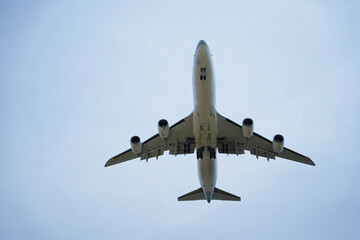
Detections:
[1, 0, 359, 239]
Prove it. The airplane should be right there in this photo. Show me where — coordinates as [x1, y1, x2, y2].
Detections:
[105, 40, 315, 203]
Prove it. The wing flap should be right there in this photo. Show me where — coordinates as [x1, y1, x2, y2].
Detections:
[217, 137, 245, 155]
[249, 145, 276, 160]
[140, 147, 165, 161]
[168, 137, 195, 155]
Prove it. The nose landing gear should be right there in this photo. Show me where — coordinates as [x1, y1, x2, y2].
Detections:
[200, 67, 206, 80]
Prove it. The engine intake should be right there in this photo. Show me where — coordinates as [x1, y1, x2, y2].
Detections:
[130, 136, 142, 154]
[242, 118, 254, 138]
[272, 134, 284, 153]
[158, 119, 170, 139]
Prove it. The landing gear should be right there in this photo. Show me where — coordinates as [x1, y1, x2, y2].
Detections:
[200, 68, 206, 80]
[196, 146, 216, 159]
[184, 143, 191, 154]
[197, 147, 204, 159]
[208, 146, 216, 159]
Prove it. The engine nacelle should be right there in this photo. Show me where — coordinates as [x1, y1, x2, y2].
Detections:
[272, 134, 284, 153]
[130, 136, 142, 154]
[242, 118, 254, 138]
[158, 119, 170, 139]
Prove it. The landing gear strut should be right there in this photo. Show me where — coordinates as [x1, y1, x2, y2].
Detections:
[208, 146, 216, 159]
[197, 147, 204, 159]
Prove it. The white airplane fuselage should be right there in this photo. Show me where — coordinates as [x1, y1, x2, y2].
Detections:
[193, 40, 218, 202]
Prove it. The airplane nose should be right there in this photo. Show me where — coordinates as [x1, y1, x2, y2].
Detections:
[197, 39, 208, 49]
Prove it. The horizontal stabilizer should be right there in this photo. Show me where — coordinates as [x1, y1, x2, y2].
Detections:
[178, 187, 240, 201]
[178, 188, 205, 201]
[212, 187, 241, 201]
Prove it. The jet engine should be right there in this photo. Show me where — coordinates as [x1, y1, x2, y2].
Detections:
[130, 136, 142, 154]
[272, 134, 284, 153]
[158, 119, 170, 139]
[242, 118, 254, 138]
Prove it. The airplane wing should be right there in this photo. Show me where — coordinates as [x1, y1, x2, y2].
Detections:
[105, 113, 195, 167]
[217, 113, 315, 166]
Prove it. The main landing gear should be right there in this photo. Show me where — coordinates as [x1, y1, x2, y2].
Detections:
[197, 146, 216, 159]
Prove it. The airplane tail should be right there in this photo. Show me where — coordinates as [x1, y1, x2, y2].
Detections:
[212, 188, 241, 201]
[178, 187, 241, 202]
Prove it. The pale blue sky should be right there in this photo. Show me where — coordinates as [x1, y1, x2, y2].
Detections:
[1, 1, 360, 239]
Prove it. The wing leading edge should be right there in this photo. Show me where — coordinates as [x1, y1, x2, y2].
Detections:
[105, 113, 195, 167]
[217, 113, 315, 166]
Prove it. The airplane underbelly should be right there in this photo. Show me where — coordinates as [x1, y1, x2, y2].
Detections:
[193, 107, 217, 148]
[197, 148, 217, 197]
